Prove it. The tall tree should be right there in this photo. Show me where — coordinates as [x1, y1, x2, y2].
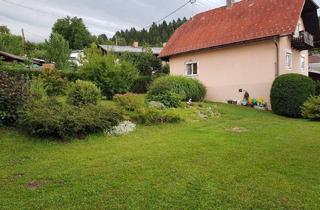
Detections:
[52, 16, 93, 50]
[45, 32, 71, 70]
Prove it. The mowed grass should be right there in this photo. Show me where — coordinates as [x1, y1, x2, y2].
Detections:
[0, 103, 320, 209]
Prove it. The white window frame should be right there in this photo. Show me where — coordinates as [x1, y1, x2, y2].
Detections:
[300, 55, 306, 71]
[285, 50, 292, 70]
[185, 61, 199, 77]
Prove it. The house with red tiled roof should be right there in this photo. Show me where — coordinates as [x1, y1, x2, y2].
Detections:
[160, 0, 320, 105]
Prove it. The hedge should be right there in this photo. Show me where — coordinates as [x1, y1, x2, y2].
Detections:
[271, 74, 316, 118]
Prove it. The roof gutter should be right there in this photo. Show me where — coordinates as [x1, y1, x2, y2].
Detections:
[160, 35, 286, 60]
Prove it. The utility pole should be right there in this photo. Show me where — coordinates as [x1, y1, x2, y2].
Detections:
[21, 28, 26, 55]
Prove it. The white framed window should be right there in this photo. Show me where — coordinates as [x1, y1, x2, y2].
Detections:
[285, 50, 292, 69]
[300, 55, 305, 71]
[185, 61, 198, 76]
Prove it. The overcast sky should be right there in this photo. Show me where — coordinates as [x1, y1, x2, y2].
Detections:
[1, 0, 320, 42]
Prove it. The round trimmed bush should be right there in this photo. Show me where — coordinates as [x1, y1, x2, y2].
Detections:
[147, 76, 206, 102]
[67, 80, 101, 106]
[271, 74, 316, 118]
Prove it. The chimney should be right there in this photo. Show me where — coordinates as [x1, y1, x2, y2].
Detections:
[132, 41, 139, 48]
[227, 0, 235, 7]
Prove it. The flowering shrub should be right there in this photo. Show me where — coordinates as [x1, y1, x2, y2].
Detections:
[106, 121, 136, 136]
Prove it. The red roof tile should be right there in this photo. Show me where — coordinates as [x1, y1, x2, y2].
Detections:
[160, 0, 305, 58]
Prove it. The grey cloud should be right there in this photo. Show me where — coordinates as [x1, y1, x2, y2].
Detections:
[0, 0, 319, 42]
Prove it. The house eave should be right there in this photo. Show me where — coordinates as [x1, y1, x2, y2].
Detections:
[160, 35, 285, 60]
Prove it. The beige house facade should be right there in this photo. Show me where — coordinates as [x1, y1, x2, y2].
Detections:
[160, 0, 320, 105]
[170, 34, 309, 104]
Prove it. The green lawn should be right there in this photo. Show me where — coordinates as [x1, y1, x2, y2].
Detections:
[1, 104, 320, 209]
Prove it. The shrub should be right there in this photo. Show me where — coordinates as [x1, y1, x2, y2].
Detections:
[120, 51, 162, 76]
[81, 44, 139, 99]
[67, 80, 101, 106]
[147, 90, 181, 108]
[301, 96, 320, 121]
[131, 76, 152, 93]
[270, 74, 316, 118]
[132, 108, 182, 125]
[315, 80, 320, 96]
[0, 72, 29, 126]
[41, 68, 67, 96]
[147, 76, 206, 102]
[20, 99, 123, 139]
[29, 78, 48, 100]
[113, 93, 145, 111]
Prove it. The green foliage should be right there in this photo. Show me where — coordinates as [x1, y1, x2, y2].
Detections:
[301, 96, 320, 121]
[161, 64, 170, 74]
[20, 99, 123, 139]
[132, 108, 182, 125]
[0, 32, 24, 55]
[0, 25, 10, 34]
[0, 63, 82, 81]
[52, 16, 93, 50]
[40, 68, 67, 96]
[67, 80, 101, 106]
[29, 78, 48, 100]
[45, 32, 71, 70]
[271, 74, 316, 118]
[26, 41, 47, 60]
[113, 93, 145, 111]
[130, 75, 153, 93]
[94, 34, 114, 45]
[147, 90, 181, 108]
[147, 76, 206, 103]
[121, 51, 162, 76]
[81, 44, 139, 99]
[0, 72, 29, 126]
[112, 18, 188, 47]
[315, 80, 320, 96]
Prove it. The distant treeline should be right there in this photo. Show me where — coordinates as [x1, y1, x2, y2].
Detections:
[108, 18, 188, 47]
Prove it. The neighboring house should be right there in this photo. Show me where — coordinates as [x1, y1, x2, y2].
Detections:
[98, 42, 163, 57]
[70, 50, 84, 66]
[159, 0, 320, 105]
[0, 50, 44, 67]
[309, 54, 320, 80]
